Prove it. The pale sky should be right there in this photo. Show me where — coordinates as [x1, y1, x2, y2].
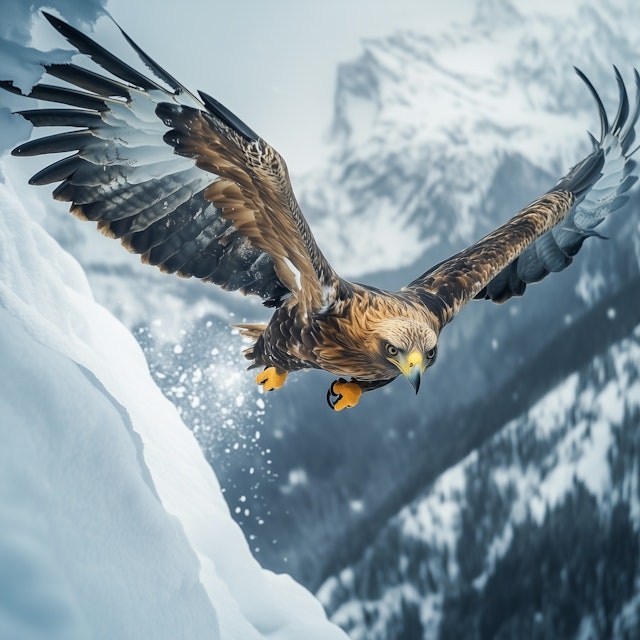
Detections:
[102, 0, 479, 172]
[23, 0, 588, 173]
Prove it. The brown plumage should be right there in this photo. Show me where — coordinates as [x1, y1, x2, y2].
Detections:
[3, 13, 639, 410]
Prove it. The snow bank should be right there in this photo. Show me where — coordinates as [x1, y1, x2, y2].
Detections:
[0, 173, 347, 639]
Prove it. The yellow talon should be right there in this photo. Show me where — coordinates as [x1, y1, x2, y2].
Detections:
[256, 367, 288, 391]
[328, 379, 363, 411]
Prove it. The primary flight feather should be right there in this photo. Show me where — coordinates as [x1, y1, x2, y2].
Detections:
[2, 12, 638, 411]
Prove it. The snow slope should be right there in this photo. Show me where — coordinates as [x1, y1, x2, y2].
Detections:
[0, 174, 347, 639]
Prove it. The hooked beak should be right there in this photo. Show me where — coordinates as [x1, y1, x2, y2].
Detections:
[399, 350, 424, 394]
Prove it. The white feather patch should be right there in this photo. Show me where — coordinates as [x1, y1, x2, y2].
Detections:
[319, 285, 336, 313]
[283, 257, 302, 291]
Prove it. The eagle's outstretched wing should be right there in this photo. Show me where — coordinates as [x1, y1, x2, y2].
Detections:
[407, 68, 639, 326]
[3, 12, 339, 311]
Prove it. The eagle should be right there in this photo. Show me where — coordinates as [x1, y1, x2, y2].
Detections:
[2, 13, 638, 411]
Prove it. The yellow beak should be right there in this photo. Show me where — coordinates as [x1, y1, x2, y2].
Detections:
[398, 350, 424, 394]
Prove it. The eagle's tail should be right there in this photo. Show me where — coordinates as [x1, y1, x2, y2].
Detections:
[232, 323, 267, 366]
[232, 323, 268, 340]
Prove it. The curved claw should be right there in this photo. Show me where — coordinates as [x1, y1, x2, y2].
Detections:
[326, 381, 342, 410]
[326, 378, 363, 411]
[256, 367, 287, 391]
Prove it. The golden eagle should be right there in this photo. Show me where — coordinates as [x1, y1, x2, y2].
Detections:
[2, 13, 638, 410]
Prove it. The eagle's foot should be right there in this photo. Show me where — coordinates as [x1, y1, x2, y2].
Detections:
[327, 378, 363, 411]
[256, 367, 288, 391]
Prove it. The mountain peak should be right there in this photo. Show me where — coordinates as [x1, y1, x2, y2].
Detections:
[473, 0, 523, 29]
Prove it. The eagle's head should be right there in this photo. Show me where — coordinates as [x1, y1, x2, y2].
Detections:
[373, 318, 438, 393]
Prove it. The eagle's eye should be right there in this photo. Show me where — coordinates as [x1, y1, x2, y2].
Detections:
[427, 348, 436, 360]
[385, 343, 399, 357]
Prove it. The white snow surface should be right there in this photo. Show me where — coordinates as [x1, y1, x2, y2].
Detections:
[0, 174, 347, 639]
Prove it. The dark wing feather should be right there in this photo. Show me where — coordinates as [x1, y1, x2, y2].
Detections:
[16, 108, 103, 128]
[407, 68, 639, 324]
[41, 12, 167, 93]
[0, 79, 109, 111]
[45, 62, 133, 98]
[3, 12, 339, 308]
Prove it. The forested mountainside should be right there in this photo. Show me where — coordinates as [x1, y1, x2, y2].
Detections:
[319, 318, 640, 640]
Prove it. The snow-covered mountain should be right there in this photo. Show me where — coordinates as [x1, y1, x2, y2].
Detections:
[1, 0, 639, 621]
[0, 180, 347, 639]
[317, 322, 640, 639]
[299, 0, 640, 280]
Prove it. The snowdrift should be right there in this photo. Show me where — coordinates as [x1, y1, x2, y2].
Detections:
[0, 174, 347, 639]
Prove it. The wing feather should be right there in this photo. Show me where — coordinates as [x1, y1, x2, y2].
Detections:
[41, 12, 168, 94]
